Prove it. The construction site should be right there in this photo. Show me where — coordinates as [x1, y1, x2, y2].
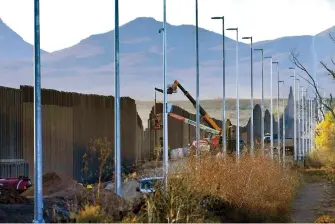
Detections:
[0, 79, 300, 222]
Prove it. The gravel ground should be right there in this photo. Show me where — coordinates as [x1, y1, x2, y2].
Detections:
[0, 160, 187, 223]
[0, 197, 71, 223]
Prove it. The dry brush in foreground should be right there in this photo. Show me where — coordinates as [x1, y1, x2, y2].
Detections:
[126, 154, 299, 223]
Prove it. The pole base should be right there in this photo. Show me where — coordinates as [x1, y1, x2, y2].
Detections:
[33, 218, 45, 223]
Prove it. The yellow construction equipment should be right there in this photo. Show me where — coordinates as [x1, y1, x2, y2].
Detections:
[166, 80, 237, 151]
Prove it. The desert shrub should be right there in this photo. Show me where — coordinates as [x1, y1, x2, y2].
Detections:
[83, 138, 113, 200]
[69, 138, 131, 223]
[315, 215, 335, 223]
[67, 186, 131, 223]
[305, 152, 324, 169]
[187, 155, 298, 222]
[134, 176, 205, 223]
[130, 153, 299, 223]
[71, 204, 107, 223]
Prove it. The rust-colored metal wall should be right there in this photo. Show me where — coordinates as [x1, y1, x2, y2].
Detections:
[22, 104, 74, 180]
[0, 87, 23, 160]
[0, 85, 145, 181]
[0, 87, 27, 178]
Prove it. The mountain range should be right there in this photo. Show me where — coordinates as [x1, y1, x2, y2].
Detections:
[1, 17, 334, 100]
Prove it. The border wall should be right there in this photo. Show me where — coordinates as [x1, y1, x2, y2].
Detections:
[0, 86, 144, 182]
[1, 84, 284, 182]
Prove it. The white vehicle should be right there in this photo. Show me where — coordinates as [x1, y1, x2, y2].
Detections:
[136, 177, 164, 193]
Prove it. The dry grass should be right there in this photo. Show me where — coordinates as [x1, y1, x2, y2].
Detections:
[305, 150, 335, 183]
[128, 153, 299, 223]
[315, 215, 335, 223]
[71, 204, 107, 223]
[54, 187, 131, 223]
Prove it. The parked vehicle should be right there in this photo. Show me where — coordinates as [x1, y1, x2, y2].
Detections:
[264, 134, 295, 155]
[0, 175, 32, 193]
[136, 177, 164, 194]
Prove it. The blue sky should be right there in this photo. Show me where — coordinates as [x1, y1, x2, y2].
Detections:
[0, 0, 334, 52]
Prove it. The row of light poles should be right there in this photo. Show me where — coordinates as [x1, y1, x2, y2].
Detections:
[210, 18, 288, 159]
[289, 68, 317, 161]
[211, 21, 317, 162]
[31, 1, 319, 221]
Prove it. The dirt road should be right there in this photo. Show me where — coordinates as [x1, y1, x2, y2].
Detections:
[292, 181, 335, 222]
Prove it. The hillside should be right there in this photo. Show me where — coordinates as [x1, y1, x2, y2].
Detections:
[0, 17, 334, 100]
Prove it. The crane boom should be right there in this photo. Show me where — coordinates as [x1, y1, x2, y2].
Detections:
[168, 113, 220, 135]
[167, 80, 222, 133]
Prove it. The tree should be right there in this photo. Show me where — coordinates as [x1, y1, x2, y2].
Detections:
[314, 109, 335, 168]
[290, 33, 335, 120]
[83, 138, 113, 201]
[315, 110, 335, 151]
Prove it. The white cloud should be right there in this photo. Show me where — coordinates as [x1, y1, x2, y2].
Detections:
[0, 0, 334, 52]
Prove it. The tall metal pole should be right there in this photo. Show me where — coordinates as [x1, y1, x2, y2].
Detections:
[309, 99, 312, 153]
[317, 81, 322, 121]
[312, 98, 315, 151]
[211, 16, 225, 154]
[289, 68, 297, 161]
[277, 79, 283, 163]
[314, 97, 316, 149]
[323, 91, 326, 120]
[305, 91, 308, 155]
[273, 61, 280, 159]
[304, 91, 307, 156]
[271, 59, 273, 160]
[242, 36, 253, 154]
[277, 64, 280, 154]
[154, 90, 156, 147]
[265, 56, 273, 159]
[312, 98, 314, 152]
[33, 0, 44, 222]
[195, 0, 200, 159]
[236, 30, 239, 159]
[304, 89, 309, 156]
[227, 27, 239, 158]
[279, 80, 285, 165]
[301, 88, 305, 159]
[306, 96, 308, 155]
[310, 98, 313, 152]
[162, 0, 169, 185]
[297, 82, 302, 160]
[282, 84, 286, 165]
[310, 98, 314, 152]
[222, 18, 226, 155]
[250, 39, 253, 153]
[255, 48, 264, 151]
[114, 0, 122, 196]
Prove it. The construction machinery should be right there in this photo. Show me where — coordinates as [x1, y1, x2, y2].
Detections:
[166, 80, 239, 152]
[0, 175, 32, 193]
[168, 112, 219, 151]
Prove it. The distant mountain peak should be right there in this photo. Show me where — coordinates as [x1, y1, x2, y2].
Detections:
[122, 16, 163, 29]
[0, 17, 48, 60]
[316, 25, 335, 37]
[133, 17, 160, 22]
